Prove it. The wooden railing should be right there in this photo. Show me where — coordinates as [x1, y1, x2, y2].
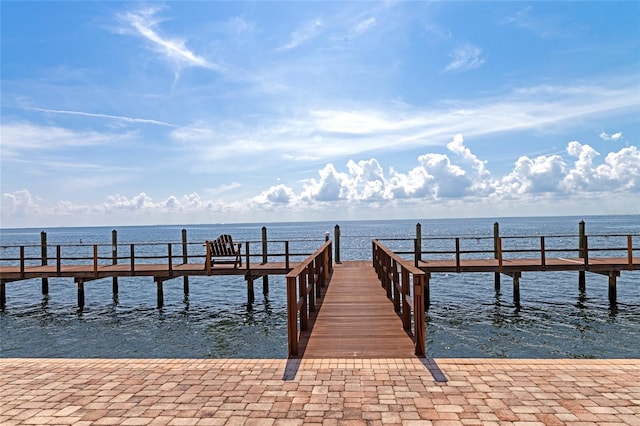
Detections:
[0, 239, 326, 278]
[373, 233, 639, 271]
[286, 240, 333, 357]
[372, 239, 426, 357]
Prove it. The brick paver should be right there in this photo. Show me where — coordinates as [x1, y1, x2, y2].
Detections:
[1, 358, 638, 425]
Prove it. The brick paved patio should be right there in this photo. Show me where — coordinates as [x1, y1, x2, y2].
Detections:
[1, 358, 638, 425]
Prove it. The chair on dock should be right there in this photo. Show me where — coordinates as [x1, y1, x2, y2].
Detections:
[206, 234, 242, 268]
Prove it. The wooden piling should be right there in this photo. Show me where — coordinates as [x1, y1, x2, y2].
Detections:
[156, 278, 163, 308]
[181, 229, 189, 294]
[76, 279, 85, 309]
[0, 279, 6, 310]
[493, 222, 500, 291]
[608, 271, 619, 304]
[41, 231, 48, 295]
[512, 272, 521, 306]
[247, 276, 255, 305]
[262, 226, 269, 294]
[415, 223, 422, 266]
[424, 272, 430, 308]
[112, 230, 119, 295]
[579, 220, 586, 291]
[334, 224, 341, 264]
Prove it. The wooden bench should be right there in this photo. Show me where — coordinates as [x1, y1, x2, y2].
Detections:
[206, 234, 242, 268]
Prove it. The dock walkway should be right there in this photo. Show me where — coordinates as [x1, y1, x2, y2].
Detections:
[301, 261, 416, 358]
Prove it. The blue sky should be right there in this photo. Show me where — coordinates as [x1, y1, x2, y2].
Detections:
[1, 1, 639, 228]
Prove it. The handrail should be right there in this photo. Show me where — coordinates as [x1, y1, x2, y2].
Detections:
[372, 239, 426, 357]
[404, 233, 639, 271]
[0, 239, 324, 276]
[285, 240, 332, 357]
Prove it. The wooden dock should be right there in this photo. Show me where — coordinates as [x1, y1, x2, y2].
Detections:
[0, 261, 299, 309]
[300, 261, 416, 358]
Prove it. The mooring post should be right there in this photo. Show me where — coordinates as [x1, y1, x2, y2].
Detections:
[76, 279, 85, 309]
[181, 229, 189, 294]
[578, 220, 586, 292]
[156, 278, 163, 309]
[424, 272, 431, 308]
[493, 222, 500, 291]
[286, 276, 298, 357]
[334, 224, 341, 264]
[112, 230, 119, 295]
[608, 271, 619, 305]
[262, 226, 269, 294]
[512, 272, 521, 306]
[415, 223, 422, 266]
[0, 280, 6, 310]
[247, 276, 255, 305]
[41, 231, 49, 295]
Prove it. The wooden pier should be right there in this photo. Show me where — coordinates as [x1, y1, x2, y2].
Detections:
[285, 241, 425, 358]
[1, 222, 638, 360]
[0, 232, 311, 309]
[299, 261, 417, 358]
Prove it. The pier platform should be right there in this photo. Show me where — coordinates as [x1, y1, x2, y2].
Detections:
[1, 357, 638, 425]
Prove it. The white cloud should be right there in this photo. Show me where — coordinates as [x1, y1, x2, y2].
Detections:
[600, 131, 623, 141]
[443, 44, 486, 72]
[253, 184, 297, 205]
[165, 77, 638, 173]
[503, 6, 567, 38]
[0, 121, 135, 158]
[3, 137, 639, 227]
[276, 19, 324, 51]
[500, 154, 567, 195]
[300, 164, 349, 202]
[353, 17, 376, 35]
[120, 7, 220, 70]
[2, 190, 40, 216]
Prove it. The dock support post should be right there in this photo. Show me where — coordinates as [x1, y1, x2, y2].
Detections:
[247, 276, 255, 305]
[415, 223, 422, 266]
[608, 271, 619, 305]
[181, 229, 189, 294]
[76, 279, 85, 309]
[413, 274, 426, 358]
[493, 222, 500, 291]
[1, 280, 6, 310]
[512, 272, 521, 306]
[286, 276, 298, 357]
[334, 224, 341, 264]
[41, 231, 49, 295]
[424, 273, 430, 308]
[112, 230, 119, 296]
[156, 278, 164, 309]
[578, 220, 586, 291]
[262, 226, 269, 295]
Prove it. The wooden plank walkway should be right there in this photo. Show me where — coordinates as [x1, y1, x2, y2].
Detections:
[301, 261, 416, 358]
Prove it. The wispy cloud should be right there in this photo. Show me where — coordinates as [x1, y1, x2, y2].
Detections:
[443, 44, 486, 73]
[30, 107, 177, 127]
[353, 17, 376, 35]
[0, 122, 136, 155]
[503, 6, 567, 38]
[118, 6, 224, 72]
[600, 131, 623, 141]
[276, 19, 324, 51]
[169, 76, 639, 171]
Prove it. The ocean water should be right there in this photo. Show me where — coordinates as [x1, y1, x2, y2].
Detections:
[1, 216, 638, 359]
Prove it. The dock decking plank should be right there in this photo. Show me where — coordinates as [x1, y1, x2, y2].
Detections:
[302, 261, 416, 358]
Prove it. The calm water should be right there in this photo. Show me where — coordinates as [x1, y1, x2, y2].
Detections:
[1, 216, 638, 358]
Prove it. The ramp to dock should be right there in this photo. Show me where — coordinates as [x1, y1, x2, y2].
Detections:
[301, 261, 416, 358]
